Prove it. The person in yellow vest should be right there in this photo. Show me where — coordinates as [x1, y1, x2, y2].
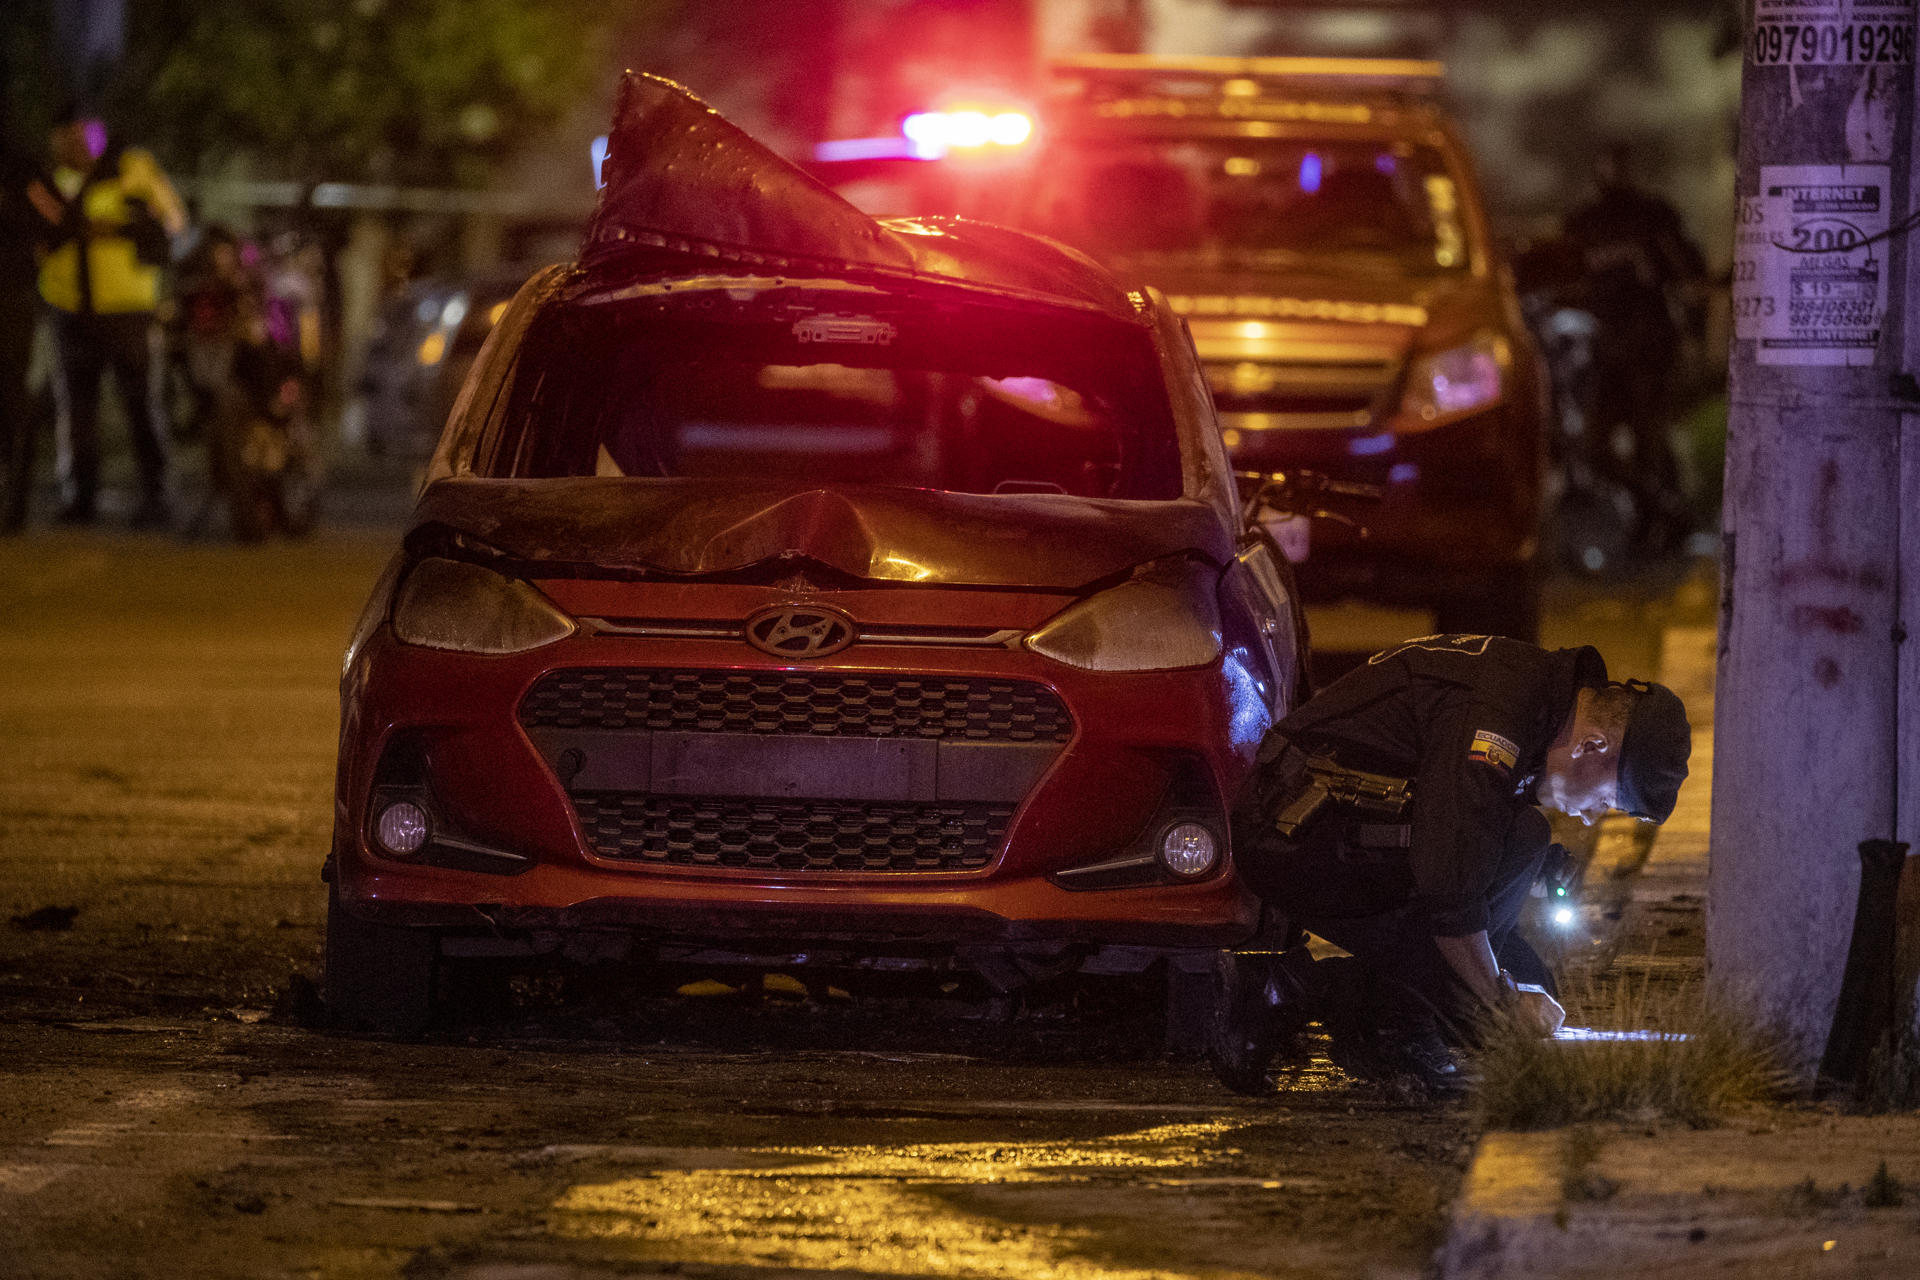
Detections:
[37, 109, 186, 528]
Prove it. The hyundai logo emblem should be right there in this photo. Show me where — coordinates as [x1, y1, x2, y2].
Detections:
[744, 605, 856, 659]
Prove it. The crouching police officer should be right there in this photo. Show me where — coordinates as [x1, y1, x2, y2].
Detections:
[1212, 633, 1691, 1096]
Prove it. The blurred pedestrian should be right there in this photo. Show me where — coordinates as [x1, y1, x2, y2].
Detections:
[37, 107, 186, 528]
[0, 135, 53, 532]
[1561, 144, 1707, 555]
[171, 224, 257, 442]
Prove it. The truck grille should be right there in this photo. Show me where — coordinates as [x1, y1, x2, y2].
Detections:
[520, 669, 1072, 743]
[574, 794, 1012, 872]
[1203, 357, 1397, 431]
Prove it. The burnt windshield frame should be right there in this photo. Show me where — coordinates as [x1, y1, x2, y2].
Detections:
[481, 284, 1184, 501]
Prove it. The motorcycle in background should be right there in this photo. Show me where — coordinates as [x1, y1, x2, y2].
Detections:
[172, 229, 323, 541]
[1514, 237, 1639, 578]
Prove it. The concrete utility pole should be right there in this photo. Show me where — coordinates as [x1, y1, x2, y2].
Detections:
[1713, 1, 1917, 1073]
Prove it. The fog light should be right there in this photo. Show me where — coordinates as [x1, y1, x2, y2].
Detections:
[375, 801, 431, 857]
[1158, 822, 1218, 878]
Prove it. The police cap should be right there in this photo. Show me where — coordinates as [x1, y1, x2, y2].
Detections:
[1616, 680, 1690, 822]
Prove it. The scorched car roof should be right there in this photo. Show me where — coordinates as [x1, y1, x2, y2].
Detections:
[586, 72, 1140, 322]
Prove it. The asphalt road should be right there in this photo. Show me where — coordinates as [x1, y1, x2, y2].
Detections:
[0, 525, 1707, 1280]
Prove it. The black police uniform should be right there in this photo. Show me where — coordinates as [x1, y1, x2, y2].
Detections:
[1230, 634, 1609, 1032]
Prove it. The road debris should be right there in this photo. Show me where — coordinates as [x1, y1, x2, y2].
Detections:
[330, 1197, 485, 1214]
[10, 906, 80, 932]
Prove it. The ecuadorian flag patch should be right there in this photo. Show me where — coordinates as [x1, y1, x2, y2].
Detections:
[1468, 729, 1519, 776]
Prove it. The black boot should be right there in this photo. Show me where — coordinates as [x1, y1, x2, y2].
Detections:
[1206, 946, 1318, 1096]
[1321, 964, 1464, 1101]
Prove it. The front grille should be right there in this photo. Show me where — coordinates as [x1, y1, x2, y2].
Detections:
[1203, 360, 1396, 423]
[575, 794, 1012, 872]
[520, 669, 1073, 743]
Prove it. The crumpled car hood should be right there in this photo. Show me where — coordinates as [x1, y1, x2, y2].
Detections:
[585, 72, 1136, 320]
[412, 479, 1232, 590]
[589, 73, 912, 276]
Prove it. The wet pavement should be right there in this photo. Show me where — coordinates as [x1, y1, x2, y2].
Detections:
[0, 528, 1702, 1279]
[3, 1011, 1477, 1280]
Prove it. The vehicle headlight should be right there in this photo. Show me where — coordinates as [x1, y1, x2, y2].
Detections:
[1400, 330, 1508, 426]
[390, 558, 575, 654]
[342, 552, 406, 681]
[1025, 561, 1222, 672]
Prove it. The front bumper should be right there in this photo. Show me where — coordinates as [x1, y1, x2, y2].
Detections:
[333, 629, 1264, 952]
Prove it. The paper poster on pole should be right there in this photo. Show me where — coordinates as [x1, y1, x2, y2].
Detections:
[1734, 165, 1889, 366]
[1749, 1, 1914, 66]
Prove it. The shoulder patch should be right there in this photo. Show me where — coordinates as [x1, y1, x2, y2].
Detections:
[1468, 728, 1520, 775]
[1367, 634, 1492, 665]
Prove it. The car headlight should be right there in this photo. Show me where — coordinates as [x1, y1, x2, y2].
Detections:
[390, 558, 576, 654]
[1025, 561, 1222, 672]
[342, 552, 406, 681]
[1400, 330, 1508, 427]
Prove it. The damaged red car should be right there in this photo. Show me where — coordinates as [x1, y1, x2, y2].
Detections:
[324, 74, 1312, 1033]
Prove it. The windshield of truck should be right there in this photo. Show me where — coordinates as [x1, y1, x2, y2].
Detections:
[1026, 136, 1469, 277]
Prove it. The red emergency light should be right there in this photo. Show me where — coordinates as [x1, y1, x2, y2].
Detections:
[811, 105, 1034, 166]
[900, 107, 1033, 158]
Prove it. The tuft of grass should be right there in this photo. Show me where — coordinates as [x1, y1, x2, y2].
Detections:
[1865, 1161, 1904, 1208]
[1782, 1175, 1853, 1215]
[1471, 977, 1794, 1130]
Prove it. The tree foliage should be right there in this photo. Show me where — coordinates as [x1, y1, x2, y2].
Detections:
[122, 0, 623, 186]
[0, 3, 61, 144]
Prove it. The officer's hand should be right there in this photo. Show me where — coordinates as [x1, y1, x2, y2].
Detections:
[1511, 985, 1565, 1038]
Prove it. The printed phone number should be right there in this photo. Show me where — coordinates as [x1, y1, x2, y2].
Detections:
[1790, 304, 1879, 326]
[1751, 21, 1913, 65]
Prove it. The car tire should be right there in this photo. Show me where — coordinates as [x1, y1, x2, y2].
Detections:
[323, 887, 439, 1036]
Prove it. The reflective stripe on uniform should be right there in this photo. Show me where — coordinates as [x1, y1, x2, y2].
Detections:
[38, 150, 182, 315]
